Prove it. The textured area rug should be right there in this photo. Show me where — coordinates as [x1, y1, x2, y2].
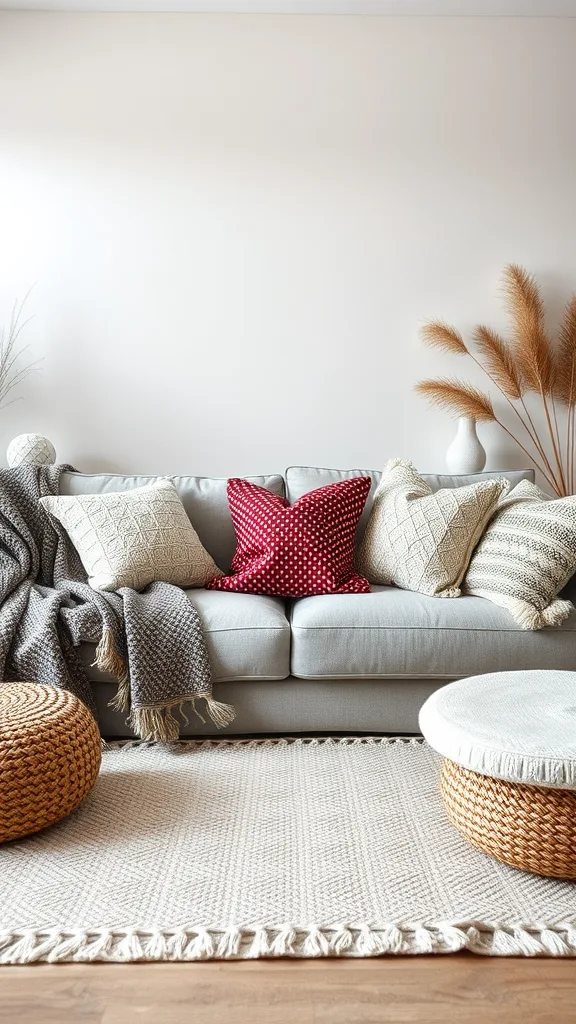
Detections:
[1, 737, 576, 963]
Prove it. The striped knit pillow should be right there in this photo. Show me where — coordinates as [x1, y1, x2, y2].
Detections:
[463, 480, 576, 630]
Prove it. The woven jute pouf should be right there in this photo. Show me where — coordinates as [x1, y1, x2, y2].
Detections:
[419, 671, 576, 880]
[0, 682, 101, 843]
[440, 758, 576, 879]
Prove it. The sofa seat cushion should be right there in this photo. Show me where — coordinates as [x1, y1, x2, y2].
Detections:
[290, 586, 576, 680]
[83, 590, 291, 684]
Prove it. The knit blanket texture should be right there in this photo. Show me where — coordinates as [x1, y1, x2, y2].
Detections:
[0, 465, 234, 740]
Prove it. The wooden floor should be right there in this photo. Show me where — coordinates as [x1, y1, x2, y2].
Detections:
[3, 956, 576, 1024]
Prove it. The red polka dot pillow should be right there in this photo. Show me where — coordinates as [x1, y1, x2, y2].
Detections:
[206, 476, 372, 597]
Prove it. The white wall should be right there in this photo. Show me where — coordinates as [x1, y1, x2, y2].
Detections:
[0, 12, 575, 477]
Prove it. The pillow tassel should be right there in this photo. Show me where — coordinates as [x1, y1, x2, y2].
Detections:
[467, 589, 575, 630]
[539, 598, 575, 629]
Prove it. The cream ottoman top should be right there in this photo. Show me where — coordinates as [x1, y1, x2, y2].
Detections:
[419, 670, 576, 790]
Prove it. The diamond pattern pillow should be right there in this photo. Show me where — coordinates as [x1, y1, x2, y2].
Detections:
[206, 476, 371, 597]
[40, 480, 222, 592]
[463, 479, 576, 629]
[357, 459, 508, 597]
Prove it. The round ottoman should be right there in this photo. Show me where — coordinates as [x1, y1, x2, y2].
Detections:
[419, 670, 576, 878]
[0, 683, 101, 843]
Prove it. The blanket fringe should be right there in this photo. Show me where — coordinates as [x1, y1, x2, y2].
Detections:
[94, 628, 130, 712]
[95, 624, 236, 739]
[128, 706, 182, 743]
[126, 697, 236, 742]
[204, 697, 236, 729]
[1, 923, 576, 964]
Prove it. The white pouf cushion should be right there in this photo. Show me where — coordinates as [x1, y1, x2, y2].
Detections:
[419, 670, 576, 789]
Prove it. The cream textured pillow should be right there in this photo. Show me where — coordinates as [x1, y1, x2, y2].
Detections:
[40, 480, 222, 592]
[463, 479, 576, 629]
[357, 459, 508, 597]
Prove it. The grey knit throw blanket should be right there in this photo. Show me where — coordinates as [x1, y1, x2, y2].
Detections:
[0, 465, 235, 740]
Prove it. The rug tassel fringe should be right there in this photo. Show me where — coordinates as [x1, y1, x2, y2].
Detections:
[2, 923, 576, 963]
[217, 927, 242, 958]
[330, 927, 353, 955]
[185, 928, 214, 960]
[116, 930, 144, 961]
[47, 933, 87, 963]
[541, 928, 572, 956]
[270, 926, 296, 956]
[247, 927, 270, 959]
[382, 925, 404, 954]
[357, 924, 385, 955]
[413, 926, 434, 954]
[2, 932, 38, 965]
[167, 930, 188, 960]
[512, 928, 546, 956]
[143, 931, 168, 961]
[302, 926, 331, 958]
[78, 931, 115, 962]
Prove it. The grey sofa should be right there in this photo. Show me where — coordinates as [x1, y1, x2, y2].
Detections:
[61, 465, 576, 738]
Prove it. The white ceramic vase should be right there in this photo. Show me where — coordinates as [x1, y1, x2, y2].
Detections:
[445, 416, 486, 474]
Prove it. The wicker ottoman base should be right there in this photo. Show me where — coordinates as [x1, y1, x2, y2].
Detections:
[0, 682, 101, 843]
[440, 757, 576, 879]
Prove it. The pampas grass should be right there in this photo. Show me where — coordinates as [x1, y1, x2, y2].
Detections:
[417, 265, 576, 497]
[503, 264, 554, 394]
[556, 295, 576, 494]
[420, 322, 468, 356]
[472, 325, 523, 402]
[0, 290, 39, 413]
[415, 379, 495, 422]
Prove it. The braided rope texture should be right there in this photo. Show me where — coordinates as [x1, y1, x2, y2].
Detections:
[441, 758, 576, 879]
[0, 682, 101, 843]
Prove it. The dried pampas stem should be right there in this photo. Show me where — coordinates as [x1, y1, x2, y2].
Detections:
[420, 322, 468, 356]
[414, 379, 495, 422]
[556, 294, 576, 493]
[417, 265, 576, 497]
[503, 264, 552, 393]
[470, 324, 560, 490]
[502, 264, 566, 492]
[472, 325, 523, 401]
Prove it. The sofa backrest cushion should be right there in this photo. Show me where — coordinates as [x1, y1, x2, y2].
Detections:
[59, 472, 285, 573]
[285, 466, 536, 548]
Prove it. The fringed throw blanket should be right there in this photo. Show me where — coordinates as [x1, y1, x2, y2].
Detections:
[0, 465, 235, 740]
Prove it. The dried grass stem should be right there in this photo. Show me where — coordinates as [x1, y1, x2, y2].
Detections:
[417, 266, 576, 497]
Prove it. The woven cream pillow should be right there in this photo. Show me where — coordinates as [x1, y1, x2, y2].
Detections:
[40, 480, 222, 592]
[463, 479, 576, 629]
[357, 459, 508, 597]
